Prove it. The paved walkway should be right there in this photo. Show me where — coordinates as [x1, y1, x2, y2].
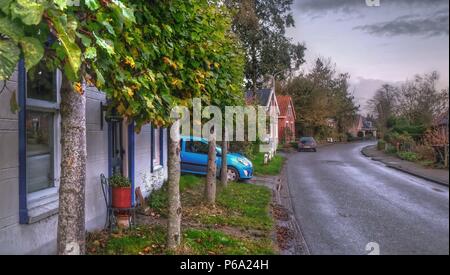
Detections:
[362, 145, 449, 186]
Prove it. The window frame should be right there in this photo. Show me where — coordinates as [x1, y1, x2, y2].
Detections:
[19, 60, 61, 224]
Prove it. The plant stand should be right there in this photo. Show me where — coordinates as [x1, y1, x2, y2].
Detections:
[106, 207, 137, 233]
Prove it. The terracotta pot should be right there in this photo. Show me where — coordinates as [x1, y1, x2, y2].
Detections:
[111, 187, 132, 209]
[116, 214, 131, 228]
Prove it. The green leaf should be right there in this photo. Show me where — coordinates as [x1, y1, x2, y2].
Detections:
[0, 0, 13, 14]
[84, 47, 97, 59]
[0, 40, 20, 80]
[102, 21, 115, 36]
[76, 32, 92, 48]
[48, 12, 81, 80]
[93, 32, 115, 55]
[111, 0, 136, 24]
[0, 16, 24, 42]
[85, 0, 100, 11]
[20, 37, 44, 70]
[10, 0, 44, 25]
[53, 0, 67, 10]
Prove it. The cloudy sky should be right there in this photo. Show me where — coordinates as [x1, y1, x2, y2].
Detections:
[286, 0, 449, 113]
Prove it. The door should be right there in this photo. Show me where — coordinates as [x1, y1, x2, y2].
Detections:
[181, 140, 210, 174]
[109, 120, 124, 176]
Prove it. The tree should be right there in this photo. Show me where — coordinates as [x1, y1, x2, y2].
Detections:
[368, 84, 400, 137]
[1, 0, 244, 253]
[0, 0, 136, 255]
[283, 58, 359, 139]
[225, 0, 306, 91]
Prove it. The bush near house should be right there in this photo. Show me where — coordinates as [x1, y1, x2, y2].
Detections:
[397, 151, 419, 162]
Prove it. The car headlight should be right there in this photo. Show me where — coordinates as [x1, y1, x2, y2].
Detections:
[238, 158, 251, 167]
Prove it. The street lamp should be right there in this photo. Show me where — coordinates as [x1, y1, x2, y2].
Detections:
[269, 69, 288, 90]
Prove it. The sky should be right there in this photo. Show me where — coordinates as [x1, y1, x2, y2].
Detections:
[286, 0, 449, 114]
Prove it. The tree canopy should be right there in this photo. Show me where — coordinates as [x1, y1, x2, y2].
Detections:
[0, 0, 245, 129]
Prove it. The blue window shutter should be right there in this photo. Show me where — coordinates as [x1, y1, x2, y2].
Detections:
[150, 125, 154, 173]
[18, 59, 29, 224]
[128, 122, 135, 206]
[160, 128, 165, 166]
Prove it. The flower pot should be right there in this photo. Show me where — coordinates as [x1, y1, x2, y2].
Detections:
[116, 213, 131, 229]
[112, 187, 132, 209]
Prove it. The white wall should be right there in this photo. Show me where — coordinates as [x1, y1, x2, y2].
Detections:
[0, 69, 168, 254]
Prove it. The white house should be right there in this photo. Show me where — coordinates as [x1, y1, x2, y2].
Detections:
[245, 87, 280, 156]
[0, 61, 168, 255]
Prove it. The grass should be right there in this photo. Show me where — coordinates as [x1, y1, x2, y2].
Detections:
[252, 152, 285, 176]
[88, 226, 274, 255]
[88, 175, 276, 255]
[198, 183, 273, 232]
[148, 175, 205, 217]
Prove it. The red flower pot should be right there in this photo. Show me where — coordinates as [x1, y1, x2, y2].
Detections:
[112, 187, 132, 209]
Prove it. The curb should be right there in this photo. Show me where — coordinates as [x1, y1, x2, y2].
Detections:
[362, 146, 449, 187]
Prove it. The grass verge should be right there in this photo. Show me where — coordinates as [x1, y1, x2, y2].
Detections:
[252, 153, 285, 176]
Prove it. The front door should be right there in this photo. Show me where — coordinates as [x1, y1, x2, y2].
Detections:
[109, 120, 124, 176]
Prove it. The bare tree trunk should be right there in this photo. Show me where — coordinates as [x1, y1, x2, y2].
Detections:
[167, 120, 181, 250]
[221, 128, 228, 187]
[57, 76, 87, 255]
[205, 129, 217, 204]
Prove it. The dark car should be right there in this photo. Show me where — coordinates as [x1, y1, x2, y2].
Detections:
[298, 137, 318, 152]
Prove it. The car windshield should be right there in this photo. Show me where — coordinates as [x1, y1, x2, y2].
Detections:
[301, 137, 315, 144]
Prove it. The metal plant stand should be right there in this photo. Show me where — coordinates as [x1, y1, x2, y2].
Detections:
[100, 174, 136, 232]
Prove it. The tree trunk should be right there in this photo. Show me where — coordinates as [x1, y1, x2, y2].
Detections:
[57, 76, 87, 255]
[167, 120, 182, 250]
[205, 129, 217, 205]
[221, 129, 228, 187]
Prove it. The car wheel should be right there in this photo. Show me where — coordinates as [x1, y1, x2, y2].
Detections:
[227, 167, 240, 182]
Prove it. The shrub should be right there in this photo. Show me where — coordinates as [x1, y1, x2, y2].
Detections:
[397, 151, 419, 162]
[414, 145, 436, 162]
[385, 132, 415, 151]
[377, 140, 386, 151]
[386, 144, 398, 154]
[109, 174, 131, 188]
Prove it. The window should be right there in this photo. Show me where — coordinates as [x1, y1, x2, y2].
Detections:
[153, 128, 161, 167]
[186, 141, 209, 155]
[26, 111, 54, 193]
[25, 62, 58, 194]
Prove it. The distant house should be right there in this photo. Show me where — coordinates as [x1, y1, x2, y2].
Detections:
[349, 115, 377, 138]
[245, 88, 280, 155]
[276, 96, 297, 143]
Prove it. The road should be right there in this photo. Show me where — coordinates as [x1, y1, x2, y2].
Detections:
[286, 142, 449, 255]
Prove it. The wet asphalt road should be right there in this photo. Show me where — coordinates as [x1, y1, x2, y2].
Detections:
[286, 142, 449, 255]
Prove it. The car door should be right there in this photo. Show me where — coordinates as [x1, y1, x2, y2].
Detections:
[181, 140, 210, 174]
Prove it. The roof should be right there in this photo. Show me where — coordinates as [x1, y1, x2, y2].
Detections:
[245, 89, 273, 106]
[276, 95, 296, 119]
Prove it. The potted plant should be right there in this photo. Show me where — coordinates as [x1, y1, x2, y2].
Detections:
[109, 174, 132, 209]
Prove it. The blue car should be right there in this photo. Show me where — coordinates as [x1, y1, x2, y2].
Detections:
[180, 136, 253, 181]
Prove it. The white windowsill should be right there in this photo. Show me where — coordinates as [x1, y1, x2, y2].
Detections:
[27, 187, 59, 224]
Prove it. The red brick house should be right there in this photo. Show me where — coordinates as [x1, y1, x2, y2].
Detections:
[277, 96, 297, 143]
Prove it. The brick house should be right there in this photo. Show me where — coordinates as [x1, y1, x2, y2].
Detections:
[276, 96, 296, 143]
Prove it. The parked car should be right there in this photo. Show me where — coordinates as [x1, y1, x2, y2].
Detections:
[180, 136, 254, 181]
[299, 137, 318, 152]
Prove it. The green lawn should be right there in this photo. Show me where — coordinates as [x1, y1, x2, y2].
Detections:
[87, 175, 276, 255]
[252, 152, 285, 176]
